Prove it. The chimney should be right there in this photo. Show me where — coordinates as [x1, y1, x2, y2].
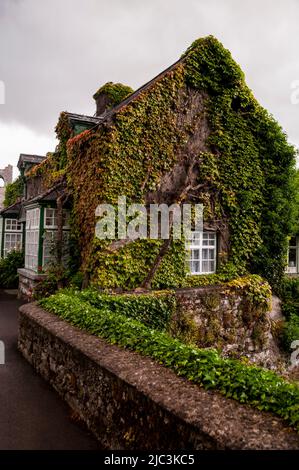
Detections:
[93, 84, 114, 116]
[93, 82, 134, 116]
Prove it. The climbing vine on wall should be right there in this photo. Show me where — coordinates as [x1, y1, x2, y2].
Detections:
[3, 176, 23, 207]
[183, 37, 297, 290]
[27, 36, 297, 292]
[93, 82, 134, 108]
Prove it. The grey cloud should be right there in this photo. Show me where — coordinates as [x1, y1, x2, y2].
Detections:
[0, 0, 299, 146]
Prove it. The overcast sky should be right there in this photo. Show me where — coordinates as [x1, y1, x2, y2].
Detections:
[0, 0, 299, 177]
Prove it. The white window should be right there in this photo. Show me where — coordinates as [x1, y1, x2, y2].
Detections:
[44, 208, 69, 229]
[42, 230, 70, 267]
[5, 219, 22, 232]
[25, 208, 40, 271]
[3, 232, 22, 257]
[186, 231, 217, 275]
[287, 236, 298, 274]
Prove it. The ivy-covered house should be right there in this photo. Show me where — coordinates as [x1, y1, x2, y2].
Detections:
[9, 36, 298, 298]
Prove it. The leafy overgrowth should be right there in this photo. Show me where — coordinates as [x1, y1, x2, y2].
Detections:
[76, 288, 176, 331]
[3, 177, 23, 207]
[40, 291, 299, 431]
[0, 250, 24, 288]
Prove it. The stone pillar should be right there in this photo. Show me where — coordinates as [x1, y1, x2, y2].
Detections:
[0, 164, 13, 209]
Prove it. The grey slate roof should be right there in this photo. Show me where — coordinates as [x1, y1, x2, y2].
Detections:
[17, 154, 46, 170]
[0, 201, 21, 217]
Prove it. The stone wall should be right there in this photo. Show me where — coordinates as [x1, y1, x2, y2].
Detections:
[18, 268, 46, 300]
[0, 164, 13, 209]
[172, 287, 281, 369]
[18, 303, 299, 450]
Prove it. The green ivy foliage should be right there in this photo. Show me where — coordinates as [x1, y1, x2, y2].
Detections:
[76, 288, 176, 331]
[0, 250, 24, 288]
[3, 176, 23, 207]
[44, 36, 297, 291]
[93, 82, 134, 108]
[39, 291, 299, 431]
[183, 36, 297, 290]
[280, 276, 299, 349]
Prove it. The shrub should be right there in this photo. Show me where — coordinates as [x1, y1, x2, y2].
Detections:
[283, 314, 299, 351]
[279, 277, 299, 350]
[77, 289, 176, 331]
[0, 250, 24, 288]
[39, 292, 299, 431]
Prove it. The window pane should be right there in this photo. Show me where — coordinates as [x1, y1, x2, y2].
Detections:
[202, 261, 209, 272]
[289, 248, 297, 267]
[186, 231, 216, 275]
[191, 249, 200, 260]
[25, 210, 39, 271]
[290, 237, 297, 247]
[191, 260, 200, 274]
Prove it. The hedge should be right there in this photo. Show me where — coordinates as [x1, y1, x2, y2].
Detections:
[39, 291, 299, 431]
[0, 250, 24, 289]
[77, 289, 176, 331]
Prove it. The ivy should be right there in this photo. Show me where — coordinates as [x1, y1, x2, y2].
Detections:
[76, 288, 176, 331]
[39, 291, 299, 432]
[0, 250, 24, 288]
[93, 82, 134, 108]
[3, 176, 23, 207]
[27, 36, 297, 292]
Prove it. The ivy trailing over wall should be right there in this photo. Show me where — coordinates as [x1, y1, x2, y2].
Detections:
[29, 36, 297, 292]
[55, 112, 73, 169]
[25, 151, 64, 190]
[66, 63, 187, 283]
[93, 82, 134, 108]
[3, 176, 23, 207]
[39, 291, 299, 431]
[77, 288, 176, 331]
[183, 36, 297, 290]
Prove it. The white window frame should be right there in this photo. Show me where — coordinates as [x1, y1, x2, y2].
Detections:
[42, 208, 70, 268]
[186, 231, 217, 275]
[25, 207, 40, 272]
[44, 207, 70, 230]
[3, 232, 22, 257]
[5, 218, 22, 232]
[42, 229, 70, 268]
[287, 236, 298, 274]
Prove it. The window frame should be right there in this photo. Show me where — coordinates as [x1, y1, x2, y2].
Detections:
[3, 231, 22, 257]
[287, 236, 298, 274]
[5, 218, 22, 232]
[25, 207, 40, 272]
[44, 207, 70, 230]
[186, 231, 217, 275]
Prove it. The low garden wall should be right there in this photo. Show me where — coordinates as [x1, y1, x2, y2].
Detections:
[173, 286, 281, 369]
[18, 303, 299, 450]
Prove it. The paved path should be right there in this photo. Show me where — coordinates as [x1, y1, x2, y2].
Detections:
[0, 289, 100, 450]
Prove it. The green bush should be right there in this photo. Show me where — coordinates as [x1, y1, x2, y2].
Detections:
[279, 277, 299, 349]
[39, 291, 299, 431]
[76, 289, 176, 331]
[0, 250, 24, 288]
[283, 314, 299, 351]
[3, 176, 23, 208]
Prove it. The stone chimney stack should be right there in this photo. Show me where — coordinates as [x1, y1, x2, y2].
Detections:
[93, 87, 114, 116]
[93, 82, 134, 117]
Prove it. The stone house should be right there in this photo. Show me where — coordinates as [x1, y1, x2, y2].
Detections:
[0, 36, 296, 299]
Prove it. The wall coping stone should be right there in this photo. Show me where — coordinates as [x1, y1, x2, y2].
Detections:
[18, 302, 299, 450]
